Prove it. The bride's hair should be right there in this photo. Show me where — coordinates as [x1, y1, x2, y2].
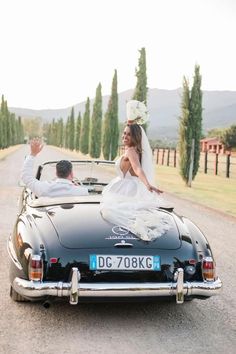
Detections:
[127, 123, 142, 158]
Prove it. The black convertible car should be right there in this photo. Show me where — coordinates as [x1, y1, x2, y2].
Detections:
[8, 160, 222, 305]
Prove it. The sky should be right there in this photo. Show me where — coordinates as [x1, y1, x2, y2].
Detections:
[0, 0, 235, 109]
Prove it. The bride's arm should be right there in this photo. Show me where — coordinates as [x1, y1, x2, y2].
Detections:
[126, 148, 163, 194]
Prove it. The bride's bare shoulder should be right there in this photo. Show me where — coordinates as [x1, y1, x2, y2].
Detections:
[125, 146, 135, 153]
[125, 147, 139, 157]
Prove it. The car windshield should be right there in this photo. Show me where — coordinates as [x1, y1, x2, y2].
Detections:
[39, 160, 117, 185]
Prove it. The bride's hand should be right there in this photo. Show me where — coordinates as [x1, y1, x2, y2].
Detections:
[147, 185, 163, 194]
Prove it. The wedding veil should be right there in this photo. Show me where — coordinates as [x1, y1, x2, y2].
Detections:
[140, 126, 154, 185]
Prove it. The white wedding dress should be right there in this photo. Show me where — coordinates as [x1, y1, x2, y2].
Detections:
[100, 156, 171, 241]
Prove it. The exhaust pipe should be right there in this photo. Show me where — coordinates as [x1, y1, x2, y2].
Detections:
[42, 300, 51, 309]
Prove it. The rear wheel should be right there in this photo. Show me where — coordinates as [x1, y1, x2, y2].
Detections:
[10, 286, 29, 302]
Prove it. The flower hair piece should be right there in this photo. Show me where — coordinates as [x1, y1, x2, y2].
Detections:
[126, 100, 148, 125]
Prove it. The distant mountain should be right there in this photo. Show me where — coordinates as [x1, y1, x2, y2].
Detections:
[9, 89, 236, 140]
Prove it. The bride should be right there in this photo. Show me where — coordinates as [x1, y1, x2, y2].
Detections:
[100, 100, 171, 241]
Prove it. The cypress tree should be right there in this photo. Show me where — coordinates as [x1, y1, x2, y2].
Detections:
[75, 112, 82, 151]
[54, 120, 59, 146]
[80, 98, 90, 154]
[68, 107, 75, 150]
[64, 117, 70, 149]
[190, 64, 202, 179]
[132, 48, 148, 131]
[132, 47, 148, 105]
[10, 113, 16, 145]
[4, 100, 11, 147]
[1, 96, 7, 148]
[179, 77, 192, 184]
[0, 95, 4, 114]
[50, 119, 57, 145]
[0, 96, 24, 147]
[90, 83, 102, 158]
[18, 116, 24, 143]
[0, 112, 3, 148]
[102, 70, 119, 160]
[57, 118, 64, 147]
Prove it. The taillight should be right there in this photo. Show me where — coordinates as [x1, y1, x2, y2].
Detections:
[202, 257, 216, 281]
[28, 255, 43, 281]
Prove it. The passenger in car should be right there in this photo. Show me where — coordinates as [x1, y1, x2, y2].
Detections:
[101, 100, 171, 241]
[21, 138, 89, 198]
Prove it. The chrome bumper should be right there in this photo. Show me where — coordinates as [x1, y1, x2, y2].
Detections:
[12, 268, 222, 305]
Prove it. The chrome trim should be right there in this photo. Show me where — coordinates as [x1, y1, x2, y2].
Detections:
[7, 238, 23, 270]
[176, 268, 184, 304]
[12, 268, 222, 304]
[114, 242, 133, 247]
[70, 268, 80, 305]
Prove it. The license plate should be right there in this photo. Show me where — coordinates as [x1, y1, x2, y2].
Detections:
[89, 255, 161, 271]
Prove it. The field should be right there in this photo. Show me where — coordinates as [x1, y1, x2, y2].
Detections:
[155, 164, 236, 217]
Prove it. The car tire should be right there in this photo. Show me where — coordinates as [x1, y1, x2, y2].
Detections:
[10, 286, 29, 302]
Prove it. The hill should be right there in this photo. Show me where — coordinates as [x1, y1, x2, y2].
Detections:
[9, 89, 236, 140]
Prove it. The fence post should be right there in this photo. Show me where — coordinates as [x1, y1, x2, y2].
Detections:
[156, 148, 159, 164]
[214, 153, 218, 175]
[226, 153, 230, 178]
[204, 151, 208, 174]
[161, 149, 165, 165]
[167, 149, 170, 166]
[174, 149, 177, 167]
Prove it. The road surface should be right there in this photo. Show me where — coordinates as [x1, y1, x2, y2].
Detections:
[0, 145, 235, 354]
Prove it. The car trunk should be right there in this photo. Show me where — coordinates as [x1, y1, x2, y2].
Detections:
[46, 203, 181, 250]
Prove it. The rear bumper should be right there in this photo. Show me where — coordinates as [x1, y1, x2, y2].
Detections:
[12, 268, 222, 305]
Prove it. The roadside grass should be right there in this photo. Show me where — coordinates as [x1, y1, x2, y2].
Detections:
[0, 145, 22, 160]
[155, 165, 236, 217]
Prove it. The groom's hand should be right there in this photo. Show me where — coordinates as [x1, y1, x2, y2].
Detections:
[30, 138, 44, 156]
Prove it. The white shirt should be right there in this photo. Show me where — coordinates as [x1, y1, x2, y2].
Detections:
[21, 155, 89, 198]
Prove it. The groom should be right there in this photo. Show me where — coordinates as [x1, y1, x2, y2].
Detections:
[21, 138, 88, 198]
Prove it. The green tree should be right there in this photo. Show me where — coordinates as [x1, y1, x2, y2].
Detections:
[0, 112, 3, 148]
[90, 83, 102, 158]
[178, 77, 192, 184]
[1, 95, 7, 148]
[221, 125, 236, 149]
[132, 47, 148, 104]
[0, 95, 25, 147]
[17, 116, 24, 143]
[132, 47, 148, 131]
[80, 97, 90, 154]
[57, 118, 64, 147]
[207, 128, 226, 138]
[22, 117, 43, 139]
[51, 119, 58, 145]
[102, 70, 119, 160]
[64, 117, 70, 149]
[68, 107, 75, 150]
[10, 113, 16, 145]
[190, 64, 203, 179]
[75, 112, 82, 151]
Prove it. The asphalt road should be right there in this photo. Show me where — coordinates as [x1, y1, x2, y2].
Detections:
[0, 145, 235, 354]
